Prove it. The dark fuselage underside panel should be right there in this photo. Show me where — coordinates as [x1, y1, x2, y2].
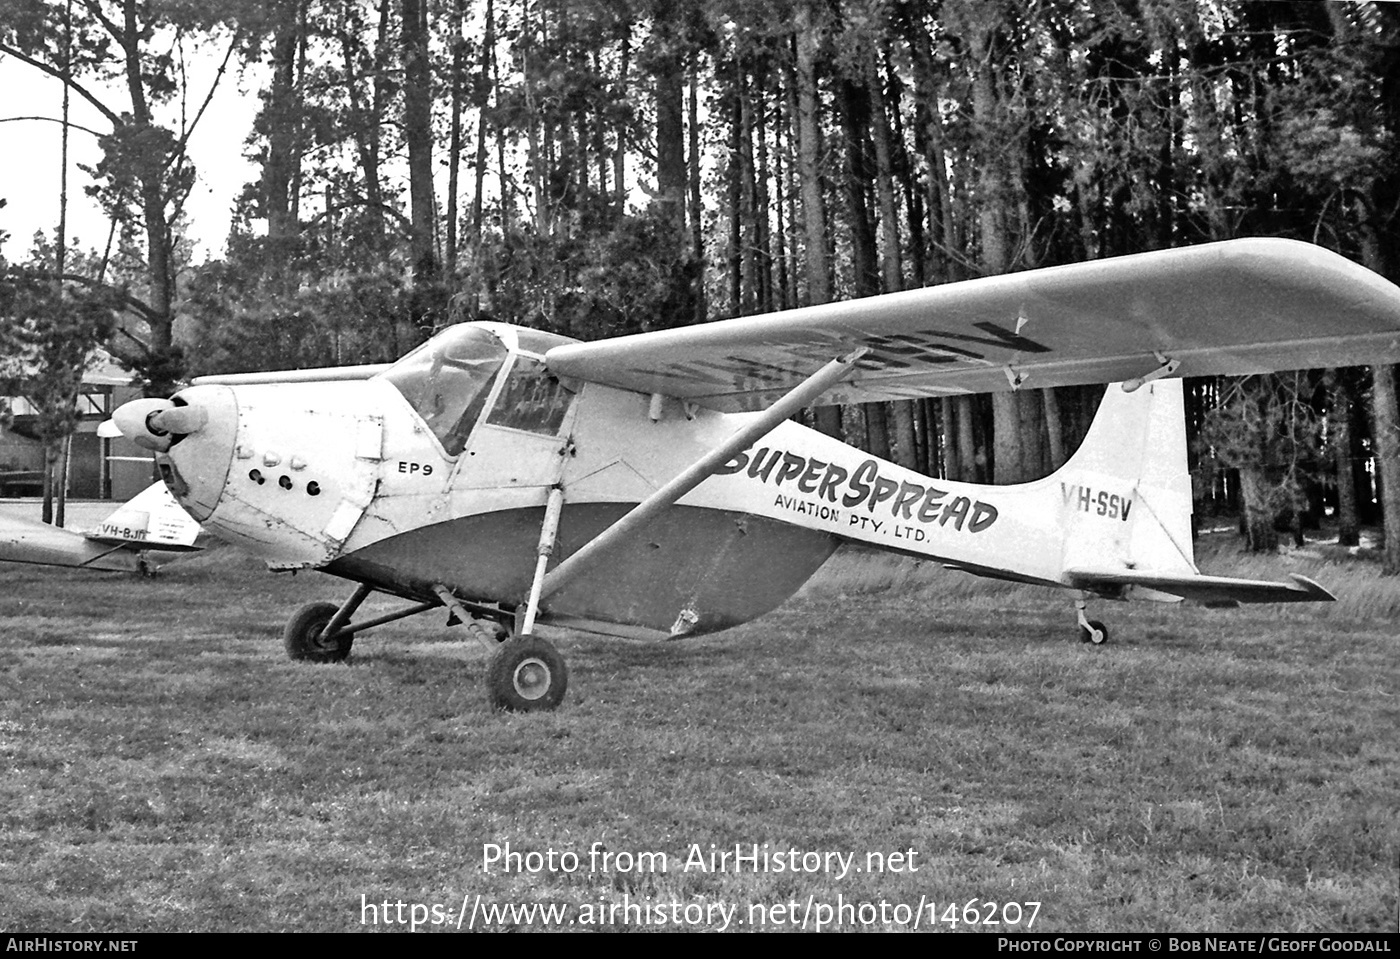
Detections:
[325, 504, 840, 638]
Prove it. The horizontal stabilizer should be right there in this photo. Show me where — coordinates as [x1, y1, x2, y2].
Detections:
[0, 515, 142, 572]
[1065, 567, 1335, 605]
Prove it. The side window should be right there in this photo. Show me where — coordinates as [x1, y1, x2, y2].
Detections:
[486, 357, 572, 436]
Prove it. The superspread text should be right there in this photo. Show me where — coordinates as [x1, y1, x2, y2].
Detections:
[719, 447, 998, 534]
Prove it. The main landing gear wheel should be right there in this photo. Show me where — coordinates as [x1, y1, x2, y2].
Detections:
[284, 601, 354, 663]
[486, 635, 568, 712]
[1079, 619, 1110, 645]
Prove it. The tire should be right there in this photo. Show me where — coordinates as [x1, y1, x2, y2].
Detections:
[284, 601, 353, 663]
[486, 635, 568, 712]
[1079, 619, 1109, 645]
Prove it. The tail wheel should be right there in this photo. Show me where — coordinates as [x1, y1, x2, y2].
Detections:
[1079, 619, 1109, 645]
[486, 635, 568, 712]
[284, 601, 354, 663]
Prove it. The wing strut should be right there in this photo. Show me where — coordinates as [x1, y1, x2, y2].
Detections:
[535, 348, 868, 607]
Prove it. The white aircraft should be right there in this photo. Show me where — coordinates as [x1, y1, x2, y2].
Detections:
[102, 238, 1400, 711]
[0, 482, 202, 573]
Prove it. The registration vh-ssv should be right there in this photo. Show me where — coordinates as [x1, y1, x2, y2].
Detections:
[100, 238, 1400, 711]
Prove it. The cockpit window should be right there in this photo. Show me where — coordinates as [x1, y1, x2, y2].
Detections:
[380, 326, 507, 456]
[486, 356, 573, 435]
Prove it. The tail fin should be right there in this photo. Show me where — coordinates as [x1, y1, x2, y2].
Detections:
[1052, 379, 1197, 582]
[1052, 380, 1331, 604]
[82, 482, 203, 551]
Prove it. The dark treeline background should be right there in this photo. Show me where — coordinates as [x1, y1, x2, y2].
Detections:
[2, 1, 1399, 561]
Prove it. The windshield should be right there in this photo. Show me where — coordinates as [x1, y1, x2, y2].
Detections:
[380, 326, 507, 456]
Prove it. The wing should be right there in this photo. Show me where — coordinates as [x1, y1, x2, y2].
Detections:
[544, 238, 1400, 412]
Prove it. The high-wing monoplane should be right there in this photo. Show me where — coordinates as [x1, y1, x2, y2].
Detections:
[102, 238, 1400, 711]
[0, 482, 202, 573]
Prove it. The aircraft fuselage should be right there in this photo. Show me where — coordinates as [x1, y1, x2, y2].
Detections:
[152, 322, 1177, 639]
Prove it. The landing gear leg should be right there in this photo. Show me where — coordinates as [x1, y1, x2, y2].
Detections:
[431, 585, 513, 653]
[284, 586, 443, 664]
[518, 486, 565, 640]
[285, 583, 370, 662]
[475, 485, 571, 712]
[433, 580, 569, 713]
[1075, 594, 1109, 645]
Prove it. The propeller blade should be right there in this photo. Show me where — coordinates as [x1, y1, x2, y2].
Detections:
[149, 405, 208, 435]
[133, 434, 169, 452]
[96, 419, 123, 438]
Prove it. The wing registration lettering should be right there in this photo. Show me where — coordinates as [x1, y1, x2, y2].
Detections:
[625, 319, 1049, 394]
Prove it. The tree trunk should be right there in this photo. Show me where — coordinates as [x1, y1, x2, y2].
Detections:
[867, 63, 902, 293]
[940, 398, 959, 480]
[726, 63, 744, 315]
[838, 76, 879, 299]
[1356, 200, 1400, 568]
[1042, 388, 1066, 469]
[614, 29, 631, 217]
[773, 81, 792, 312]
[688, 52, 705, 323]
[55, 435, 69, 528]
[445, 0, 466, 278]
[651, 0, 686, 234]
[1327, 370, 1360, 547]
[1371, 364, 1400, 570]
[794, 2, 831, 306]
[339, 0, 389, 246]
[837, 74, 886, 456]
[264, 4, 302, 242]
[650, 0, 693, 328]
[866, 48, 917, 469]
[752, 62, 774, 314]
[865, 402, 891, 460]
[470, 0, 494, 247]
[118, 0, 177, 394]
[402, 0, 437, 301]
[1238, 468, 1280, 553]
[794, 3, 840, 438]
[737, 62, 758, 315]
[41, 440, 56, 526]
[957, 394, 983, 483]
[492, 0, 512, 238]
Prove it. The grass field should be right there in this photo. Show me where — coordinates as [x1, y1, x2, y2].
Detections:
[0, 535, 1395, 932]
